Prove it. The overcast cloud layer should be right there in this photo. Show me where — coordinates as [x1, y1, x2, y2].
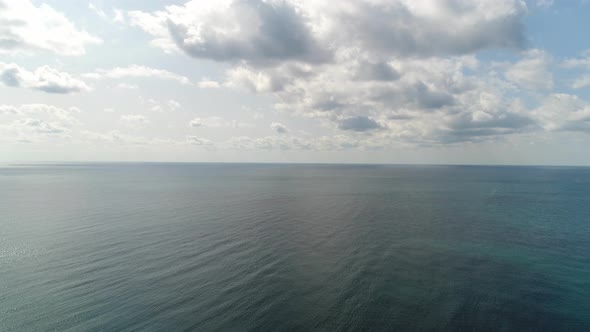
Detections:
[1, 0, 590, 164]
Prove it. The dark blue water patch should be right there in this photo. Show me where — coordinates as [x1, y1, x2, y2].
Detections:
[1, 164, 590, 331]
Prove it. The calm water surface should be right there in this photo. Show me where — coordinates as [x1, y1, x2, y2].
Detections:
[1, 163, 589, 331]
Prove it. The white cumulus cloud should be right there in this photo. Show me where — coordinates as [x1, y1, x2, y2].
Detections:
[0, 0, 102, 56]
[505, 50, 553, 91]
[0, 63, 91, 93]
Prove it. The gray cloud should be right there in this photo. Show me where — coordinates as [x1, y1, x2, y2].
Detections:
[126, 1, 557, 147]
[133, 0, 527, 63]
[354, 61, 400, 82]
[0, 37, 19, 50]
[338, 116, 384, 132]
[167, 0, 329, 66]
[320, 0, 526, 60]
[270, 122, 288, 134]
[0, 65, 19, 86]
[37, 83, 81, 94]
[21, 118, 65, 134]
[561, 119, 590, 133]
[413, 82, 455, 109]
[439, 112, 535, 143]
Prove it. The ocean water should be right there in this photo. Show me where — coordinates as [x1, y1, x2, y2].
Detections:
[1, 163, 589, 331]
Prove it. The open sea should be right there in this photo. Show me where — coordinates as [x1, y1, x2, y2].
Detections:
[1, 163, 589, 331]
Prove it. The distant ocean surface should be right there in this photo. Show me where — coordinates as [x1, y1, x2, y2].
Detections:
[1, 163, 590, 331]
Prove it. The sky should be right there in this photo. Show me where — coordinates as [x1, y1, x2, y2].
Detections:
[1, 0, 590, 165]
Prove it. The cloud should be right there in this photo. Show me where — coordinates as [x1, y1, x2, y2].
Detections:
[197, 79, 222, 88]
[0, 63, 91, 93]
[187, 136, 214, 148]
[18, 118, 65, 134]
[412, 82, 456, 109]
[144, 99, 182, 112]
[130, 0, 526, 63]
[190, 116, 252, 128]
[0, 103, 79, 122]
[88, 3, 107, 20]
[79, 130, 182, 147]
[270, 122, 288, 134]
[84, 65, 192, 85]
[420, 88, 538, 144]
[89, 3, 128, 24]
[563, 52, 590, 89]
[167, 100, 182, 111]
[535, 0, 554, 8]
[113, 9, 126, 24]
[189, 118, 203, 128]
[354, 61, 401, 82]
[270, 56, 470, 134]
[225, 66, 290, 92]
[0, 0, 101, 56]
[0, 104, 79, 142]
[129, 0, 329, 65]
[228, 134, 384, 151]
[437, 112, 535, 143]
[533, 94, 590, 133]
[324, 0, 526, 58]
[124, 0, 584, 147]
[571, 76, 590, 89]
[338, 116, 384, 132]
[229, 135, 308, 150]
[505, 49, 553, 90]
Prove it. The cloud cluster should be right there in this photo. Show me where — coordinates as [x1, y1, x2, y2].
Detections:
[0, 63, 91, 93]
[79, 130, 183, 147]
[8, 0, 589, 154]
[228, 134, 384, 151]
[0, 0, 101, 56]
[129, 0, 526, 62]
[127, 0, 540, 145]
[0, 104, 79, 142]
[0, 103, 79, 121]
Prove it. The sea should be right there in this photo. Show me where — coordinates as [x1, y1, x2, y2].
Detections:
[1, 163, 589, 331]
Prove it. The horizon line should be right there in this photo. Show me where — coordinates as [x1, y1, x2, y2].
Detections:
[2, 161, 590, 168]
